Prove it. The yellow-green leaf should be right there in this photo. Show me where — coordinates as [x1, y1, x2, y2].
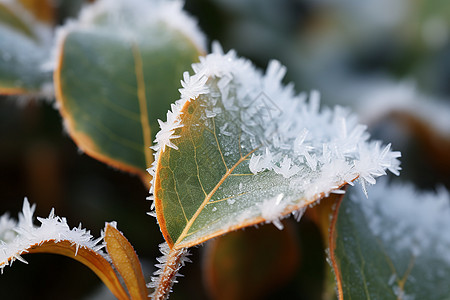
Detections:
[105, 223, 148, 300]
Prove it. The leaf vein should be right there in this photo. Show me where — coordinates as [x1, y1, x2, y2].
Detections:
[131, 42, 153, 168]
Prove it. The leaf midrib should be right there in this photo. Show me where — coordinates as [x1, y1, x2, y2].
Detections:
[173, 142, 258, 249]
[131, 42, 153, 168]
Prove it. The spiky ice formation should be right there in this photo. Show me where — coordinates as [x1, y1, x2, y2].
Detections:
[148, 242, 191, 299]
[0, 198, 107, 272]
[147, 43, 401, 229]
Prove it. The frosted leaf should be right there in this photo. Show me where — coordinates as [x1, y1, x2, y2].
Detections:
[0, 198, 108, 271]
[332, 180, 450, 299]
[150, 46, 401, 249]
[0, 0, 54, 96]
[352, 180, 450, 262]
[148, 242, 190, 298]
[259, 194, 286, 230]
[48, 0, 206, 71]
[357, 81, 450, 136]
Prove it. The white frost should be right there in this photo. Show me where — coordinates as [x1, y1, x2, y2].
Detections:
[259, 194, 286, 230]
[46, 0, 206, 71]
[0, 198, 108, 272]
[352, 180, 450, 263]
[148, 43, 401, 228]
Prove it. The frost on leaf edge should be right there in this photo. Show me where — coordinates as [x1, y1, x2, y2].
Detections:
[147, 43, 402, 246]
[45, 0, 206, 73]
[0, 198, 110, 272]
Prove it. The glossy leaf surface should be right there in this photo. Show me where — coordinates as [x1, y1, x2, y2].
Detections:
[55, 1, 203, 180]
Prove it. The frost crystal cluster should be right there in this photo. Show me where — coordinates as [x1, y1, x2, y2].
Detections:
[0, 198, 106, 272]
[352, 181, 450, 261]
[148, 43, 401, 227]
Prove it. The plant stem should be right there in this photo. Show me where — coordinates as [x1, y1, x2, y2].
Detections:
[152, 246, 189, 300]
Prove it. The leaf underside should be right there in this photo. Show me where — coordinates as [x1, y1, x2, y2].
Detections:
[55, 26, 202, 180]
[331, 187, 450, 300]
[21, 240, 129, 300]
[154, 93, 351, 249]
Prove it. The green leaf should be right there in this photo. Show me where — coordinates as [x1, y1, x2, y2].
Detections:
[151, 47, 401, 249]
[203, 220, 300, 300]
[0, 2, 52, 95]
[330, 181, 450, 299]
[55, 0, 204, 181]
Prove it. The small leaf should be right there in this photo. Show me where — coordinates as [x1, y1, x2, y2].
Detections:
[203, 221, 300, 300]
[54, 0, 205, 181]
[330, 180, 450, 299]
[0, 199, 128, 300]
[105, 223, 148, 300]
[0, 1, 52, 95]
[150, 45, 401, 249]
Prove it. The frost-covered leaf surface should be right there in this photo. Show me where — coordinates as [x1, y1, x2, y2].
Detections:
[0, 199, 128, 299]
[0, 0, 52, 95]
[55, 0, 205, 180]
[150, 44, 401, 249]
[331, 181, 450, 299]
[203, 221, 300, 300]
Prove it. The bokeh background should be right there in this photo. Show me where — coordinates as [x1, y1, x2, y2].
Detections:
[1, 0, 450, 299]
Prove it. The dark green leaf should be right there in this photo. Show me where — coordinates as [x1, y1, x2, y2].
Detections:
[55, 1, 204, 180]
[331, 181, 450, 299]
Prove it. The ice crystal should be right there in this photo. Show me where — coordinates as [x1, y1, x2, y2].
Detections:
[259, 194, 286, 230]
[0, 198, 107, 272]
[148, 242, 191, 298]
[352, 180, 450, 262]
[148, 43, 401, 228]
